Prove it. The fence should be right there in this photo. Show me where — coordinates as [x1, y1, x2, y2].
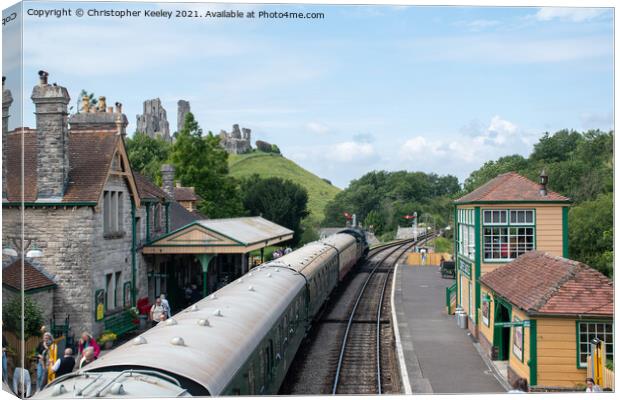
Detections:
[406, 252, 452, 266]
[445, 282, 457, 315]
[586, 356, 614, 390]
[4, 332, 40, 365]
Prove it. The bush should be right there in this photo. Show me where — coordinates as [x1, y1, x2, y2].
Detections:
[255, 140, 272, 152]
[2, 295, 44, 340]
[97, 331, 118, 345]
[271, 144, 281, 154]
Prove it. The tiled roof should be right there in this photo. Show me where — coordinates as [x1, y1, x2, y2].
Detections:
[2, 259, 56, 291]
[4, 128, 119, 203]
[132, 172, 203, 230]
[169, 201, 203, 231]
[455, 172, 570, 203]
[480, 251, 613, 316]
[133, 171, 169, 201]
[174, 186, 201, 202]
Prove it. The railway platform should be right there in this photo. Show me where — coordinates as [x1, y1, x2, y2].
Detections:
[392, 264, 507, 394]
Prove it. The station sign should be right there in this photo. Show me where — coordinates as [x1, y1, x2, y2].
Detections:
[494, 320, 531, 328]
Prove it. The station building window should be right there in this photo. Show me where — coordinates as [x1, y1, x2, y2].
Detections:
[483, 209, 535, 261]
[457, 208, 475, 260]
[577, 321, 613, 367]
[103, 190, 124, 235]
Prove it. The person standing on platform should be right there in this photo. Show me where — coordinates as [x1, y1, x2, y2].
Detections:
[78, 332, 101, 360]
[51, 348, 75, 379]
[160, 294, 171, 318]
[150, 298, 165, 327]
[78, 347, 95, 369]
[35, 332, 53, 391]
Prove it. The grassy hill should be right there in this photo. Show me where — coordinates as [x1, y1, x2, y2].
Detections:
[228, 151, 340, 222]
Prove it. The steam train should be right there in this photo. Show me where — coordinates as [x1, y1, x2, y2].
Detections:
[35, 229, 368, 398]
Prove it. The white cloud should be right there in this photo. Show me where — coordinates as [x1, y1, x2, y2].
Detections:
[306, 122, 330, 134]
[327, 141, 376, 163]
[535, 8, 608, 22]
[400, 116, 532, 165]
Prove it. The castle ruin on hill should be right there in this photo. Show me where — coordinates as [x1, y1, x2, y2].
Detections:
[219, 124, 252, 154]
[136, 98, 170, 141]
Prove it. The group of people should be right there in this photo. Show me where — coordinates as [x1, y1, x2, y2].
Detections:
[272, 247, 293, 260]
[507, 377, 605, 393]
[8, 329, 101, 396]
[149, 294, 172, 327]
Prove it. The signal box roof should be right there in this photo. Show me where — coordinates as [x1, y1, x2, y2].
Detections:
[455, 172, 570, 204]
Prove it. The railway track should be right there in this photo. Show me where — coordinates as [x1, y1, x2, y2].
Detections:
[331, 233, 433, 395]
[279, 233, 433, 395]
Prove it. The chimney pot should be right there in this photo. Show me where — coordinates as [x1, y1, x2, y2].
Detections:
[107, 106, 113, 113]
[115, 102, 122, 113]
[38, 70, 49, 85]
[97, 96, 106, 112]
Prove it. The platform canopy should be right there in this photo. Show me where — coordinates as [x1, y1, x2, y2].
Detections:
[142, 216, 294, 255]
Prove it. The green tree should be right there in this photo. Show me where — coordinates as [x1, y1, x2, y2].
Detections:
[2, 295, 44, 340]
[170, 113, 244, 218]
[77, 89, 97, 112]
[241, 175, 309, 245]
[569, 192, 613, 277]
[125, 132, 171, 182]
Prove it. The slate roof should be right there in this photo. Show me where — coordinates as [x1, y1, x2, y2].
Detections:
[133, 171, 169, 201]
[4, 128, 119, 203]
[455, 172, 570, 204]
[132, 172, 203, 231]
[174, 186, 201, 202]
[195, 217, 294, 245]
[480, 251, 613, 317]
[2, 259, 56, 291]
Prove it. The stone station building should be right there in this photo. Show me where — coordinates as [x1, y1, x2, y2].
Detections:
[1, 72, 291, 342]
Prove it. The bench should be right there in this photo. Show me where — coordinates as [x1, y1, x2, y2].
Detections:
[104, 310, 137, 336]
[440, 261, 456, 279]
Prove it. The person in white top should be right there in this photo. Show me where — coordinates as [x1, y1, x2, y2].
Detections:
[160, 294, 171, 318]
[150, 298, 165, 327]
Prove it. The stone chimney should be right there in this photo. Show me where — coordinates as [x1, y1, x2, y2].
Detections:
[2, 76, 14, 198]
[161, 164, 175, 198]
[68, 98, 128, 135]
[31, 70, 71, 199]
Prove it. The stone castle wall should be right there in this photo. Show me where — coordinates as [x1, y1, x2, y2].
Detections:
[219, 124, 252, 154]
[136, 98, 170, 142]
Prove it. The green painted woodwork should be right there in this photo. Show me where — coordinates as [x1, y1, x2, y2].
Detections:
[562, 206, 569, 258]
[474, 207, 481, 324]
[529, 319, 538, 386]
[197, 254, 215, 297]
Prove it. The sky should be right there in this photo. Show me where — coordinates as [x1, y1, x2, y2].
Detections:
[2, 1, 614, 188]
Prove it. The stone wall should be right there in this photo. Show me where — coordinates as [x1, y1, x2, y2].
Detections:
[1, 174, 146, 338]
[90, 174, 138, 333]
[136, 98, 170, 142]
[2, 206, 96, 336]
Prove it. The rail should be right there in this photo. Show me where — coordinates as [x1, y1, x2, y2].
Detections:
[331, 232, 434, 394]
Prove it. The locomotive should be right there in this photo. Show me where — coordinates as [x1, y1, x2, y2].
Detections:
[35, 229, 368, 398]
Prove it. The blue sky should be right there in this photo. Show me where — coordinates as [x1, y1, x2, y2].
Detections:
[2, 1, 614, 188]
